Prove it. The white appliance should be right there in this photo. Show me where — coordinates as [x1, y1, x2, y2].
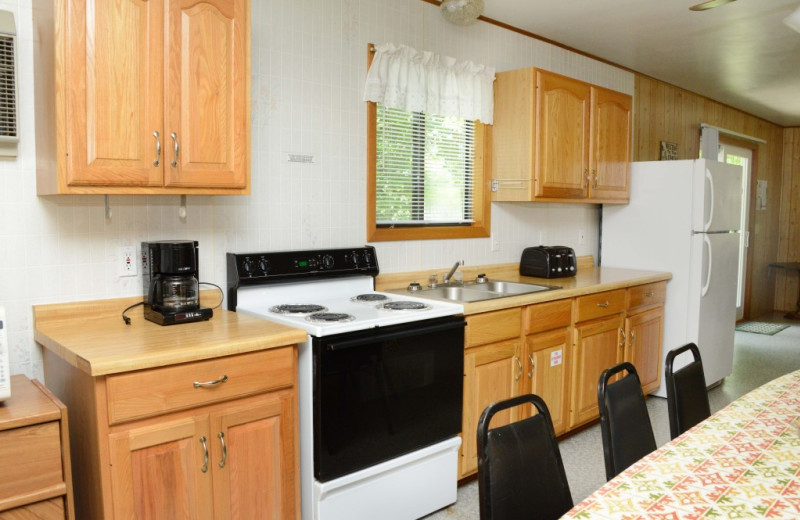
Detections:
[228, 247, 465, 520]
[602, 159, 743, 397]
[0, 306, 9, 401]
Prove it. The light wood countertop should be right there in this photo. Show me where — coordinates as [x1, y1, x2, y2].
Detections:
[382, 263, 672, 315]
[33, 296, 308, 377]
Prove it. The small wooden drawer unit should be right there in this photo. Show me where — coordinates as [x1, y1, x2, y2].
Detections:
[106, 348, 295, 425]
[0, 376, 74, 519]
[575, 289, 626, 323]
[627, 281, 667, 311]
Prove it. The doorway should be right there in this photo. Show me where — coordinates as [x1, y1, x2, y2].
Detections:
[717, 143, 753, 321]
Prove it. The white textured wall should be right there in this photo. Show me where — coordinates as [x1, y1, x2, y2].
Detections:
[2, 0, 633, 380]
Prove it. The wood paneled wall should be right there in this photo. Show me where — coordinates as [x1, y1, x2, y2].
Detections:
[777, 129, 800, 313]
[633, 75, 786, 318]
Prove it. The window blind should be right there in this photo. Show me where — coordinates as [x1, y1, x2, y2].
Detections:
[376, 104, 475, 226]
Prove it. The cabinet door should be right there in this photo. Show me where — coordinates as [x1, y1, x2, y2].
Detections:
[210, 391, 298, 520]
[460, 339, 521, 477]
[570, 315, 623, 428]
[165, 0, 249, 189]
[108, 415, 214, 520]
[65, 0, 164, 187]
[534, 70, 590, 199]
[589, 86, 632, 202]
[524, 328, 570, 435]
[625, 306, 664, 395]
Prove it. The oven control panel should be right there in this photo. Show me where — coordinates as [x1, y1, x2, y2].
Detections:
[227, 246, 379, 285]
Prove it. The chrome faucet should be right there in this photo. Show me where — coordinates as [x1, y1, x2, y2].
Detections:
[444, 260, 464, 285]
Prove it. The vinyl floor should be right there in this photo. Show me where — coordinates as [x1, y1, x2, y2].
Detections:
[423, 313, 800, 520]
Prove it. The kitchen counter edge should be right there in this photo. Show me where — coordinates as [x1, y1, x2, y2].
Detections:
[33, 295, 308, 377]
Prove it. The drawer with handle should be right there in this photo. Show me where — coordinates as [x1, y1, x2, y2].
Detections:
[627, 281, 667, 311]
[106, 347, 294, 425]
[575, 289, 626, 323]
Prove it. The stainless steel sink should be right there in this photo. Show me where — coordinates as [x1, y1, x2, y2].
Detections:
[404, 280, 560, 303]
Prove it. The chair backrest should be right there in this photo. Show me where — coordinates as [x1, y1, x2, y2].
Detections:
[665, 342, 711, 439]
[477, 394, 573, 520]
[597, 362, 657, 481]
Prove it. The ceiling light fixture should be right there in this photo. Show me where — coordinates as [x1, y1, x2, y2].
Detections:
[785, 5, 800, 32]
[689, 0, 737, 11]
[440, 0, 484, 26]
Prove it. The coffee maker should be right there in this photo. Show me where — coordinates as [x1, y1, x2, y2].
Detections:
[142, 240, 213, 325]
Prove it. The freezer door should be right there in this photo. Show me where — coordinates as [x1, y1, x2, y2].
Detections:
[687, 232, 739, 387]
[692, 160, 743, 232]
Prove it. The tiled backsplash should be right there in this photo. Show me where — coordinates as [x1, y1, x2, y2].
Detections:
[2, 0, 632, 379]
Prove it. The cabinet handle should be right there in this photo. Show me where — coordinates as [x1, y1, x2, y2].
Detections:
[153, 131, 161, 166]
[629, 330, 635, 348]
[171, 132, 179, 167]
[619, 328, 626, 348]
[596, 301, 610, 308]
[645, 291, 654, 298]
[193, 374, 228, 388]
[528, 354, 534, 379]
[218, 432, 227, 468]
[515, 356, 522, 381]
[583, 169, 590, 189]
[200, 436, 209, 473]
[592, 169, 598, 189]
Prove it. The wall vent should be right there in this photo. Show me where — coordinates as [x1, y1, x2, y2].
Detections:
[0, 11, 17, 157]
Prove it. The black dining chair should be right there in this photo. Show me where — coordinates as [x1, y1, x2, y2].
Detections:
[477, 394, 573, 520]
[665, 342, 711, 439]
[597, 362, 657, 481]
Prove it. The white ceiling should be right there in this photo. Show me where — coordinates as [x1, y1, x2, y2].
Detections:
[479, 0, 800, 127]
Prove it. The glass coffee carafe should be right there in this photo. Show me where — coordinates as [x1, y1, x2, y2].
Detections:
[151, 274, 199, 312]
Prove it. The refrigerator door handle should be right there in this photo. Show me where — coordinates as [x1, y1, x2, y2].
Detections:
[704, 168, 715, 232]
[702, 234, 713, 296]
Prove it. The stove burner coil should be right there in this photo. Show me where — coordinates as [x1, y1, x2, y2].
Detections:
[305, 312, 356, 323]
[270, 304, 328, 315]
[352, 294, 390, 303]
[380, 301, 431, 311]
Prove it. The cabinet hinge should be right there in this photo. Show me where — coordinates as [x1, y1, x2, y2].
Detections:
[491, 179, 498, 192]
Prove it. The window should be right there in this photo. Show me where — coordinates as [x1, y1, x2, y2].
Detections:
[367, 102, 490, 241]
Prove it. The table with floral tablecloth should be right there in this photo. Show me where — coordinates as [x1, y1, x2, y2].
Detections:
[563, 369, 800, 519]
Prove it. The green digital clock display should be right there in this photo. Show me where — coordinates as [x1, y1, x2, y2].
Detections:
[298, 260, 308, 268]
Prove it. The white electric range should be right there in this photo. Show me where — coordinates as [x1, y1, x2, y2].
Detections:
[227, 247, 465, 520]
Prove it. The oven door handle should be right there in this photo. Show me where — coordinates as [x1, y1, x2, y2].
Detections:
[325, 319, 466, 351]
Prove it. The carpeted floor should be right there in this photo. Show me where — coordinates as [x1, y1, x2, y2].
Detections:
[422, 313, 800, 520]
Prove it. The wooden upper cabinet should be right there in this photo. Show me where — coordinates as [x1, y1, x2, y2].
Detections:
[491, 67, 631, 204]
[34, 0, 250, 195]
[589, 86, 632, 202]
[535, 70, 591, 200]
[165, 0, 249, 189]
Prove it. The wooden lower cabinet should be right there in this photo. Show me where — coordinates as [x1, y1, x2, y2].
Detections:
[460, 339, 521, 478]
[569, 314, 624, 429]
[624, 307, 664, 395]
[523, 329, 570, 435]
[109, 391, 295, 520]
[43, 347, 298, 520]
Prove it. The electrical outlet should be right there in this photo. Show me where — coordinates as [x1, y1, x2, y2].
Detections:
[119, 246, 137, 277]
[578, 229, 585, 245]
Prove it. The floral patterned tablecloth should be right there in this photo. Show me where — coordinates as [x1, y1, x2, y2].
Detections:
[563, 369, 800, 519]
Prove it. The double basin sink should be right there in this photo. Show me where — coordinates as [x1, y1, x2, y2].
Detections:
[406, 279, 560, 303]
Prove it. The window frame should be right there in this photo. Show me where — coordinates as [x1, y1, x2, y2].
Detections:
[366, 95, 491, 242]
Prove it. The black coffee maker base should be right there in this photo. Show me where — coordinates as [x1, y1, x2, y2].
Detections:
[144, 306, 213, 326]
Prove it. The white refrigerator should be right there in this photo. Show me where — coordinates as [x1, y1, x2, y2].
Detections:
[601, 159, 743, 397]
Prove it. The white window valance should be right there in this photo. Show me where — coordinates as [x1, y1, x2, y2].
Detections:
[363, 43, 495, 124]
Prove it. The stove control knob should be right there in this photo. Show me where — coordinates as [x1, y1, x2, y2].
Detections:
[241, 258, 254, 276]
[349, 252, 360, 267]
[362, 250, 373, 266]
[258, 257, 270, 275]
[322, 254, 335, 269]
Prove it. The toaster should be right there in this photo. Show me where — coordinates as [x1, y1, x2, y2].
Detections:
[520, 246, 577, 278]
